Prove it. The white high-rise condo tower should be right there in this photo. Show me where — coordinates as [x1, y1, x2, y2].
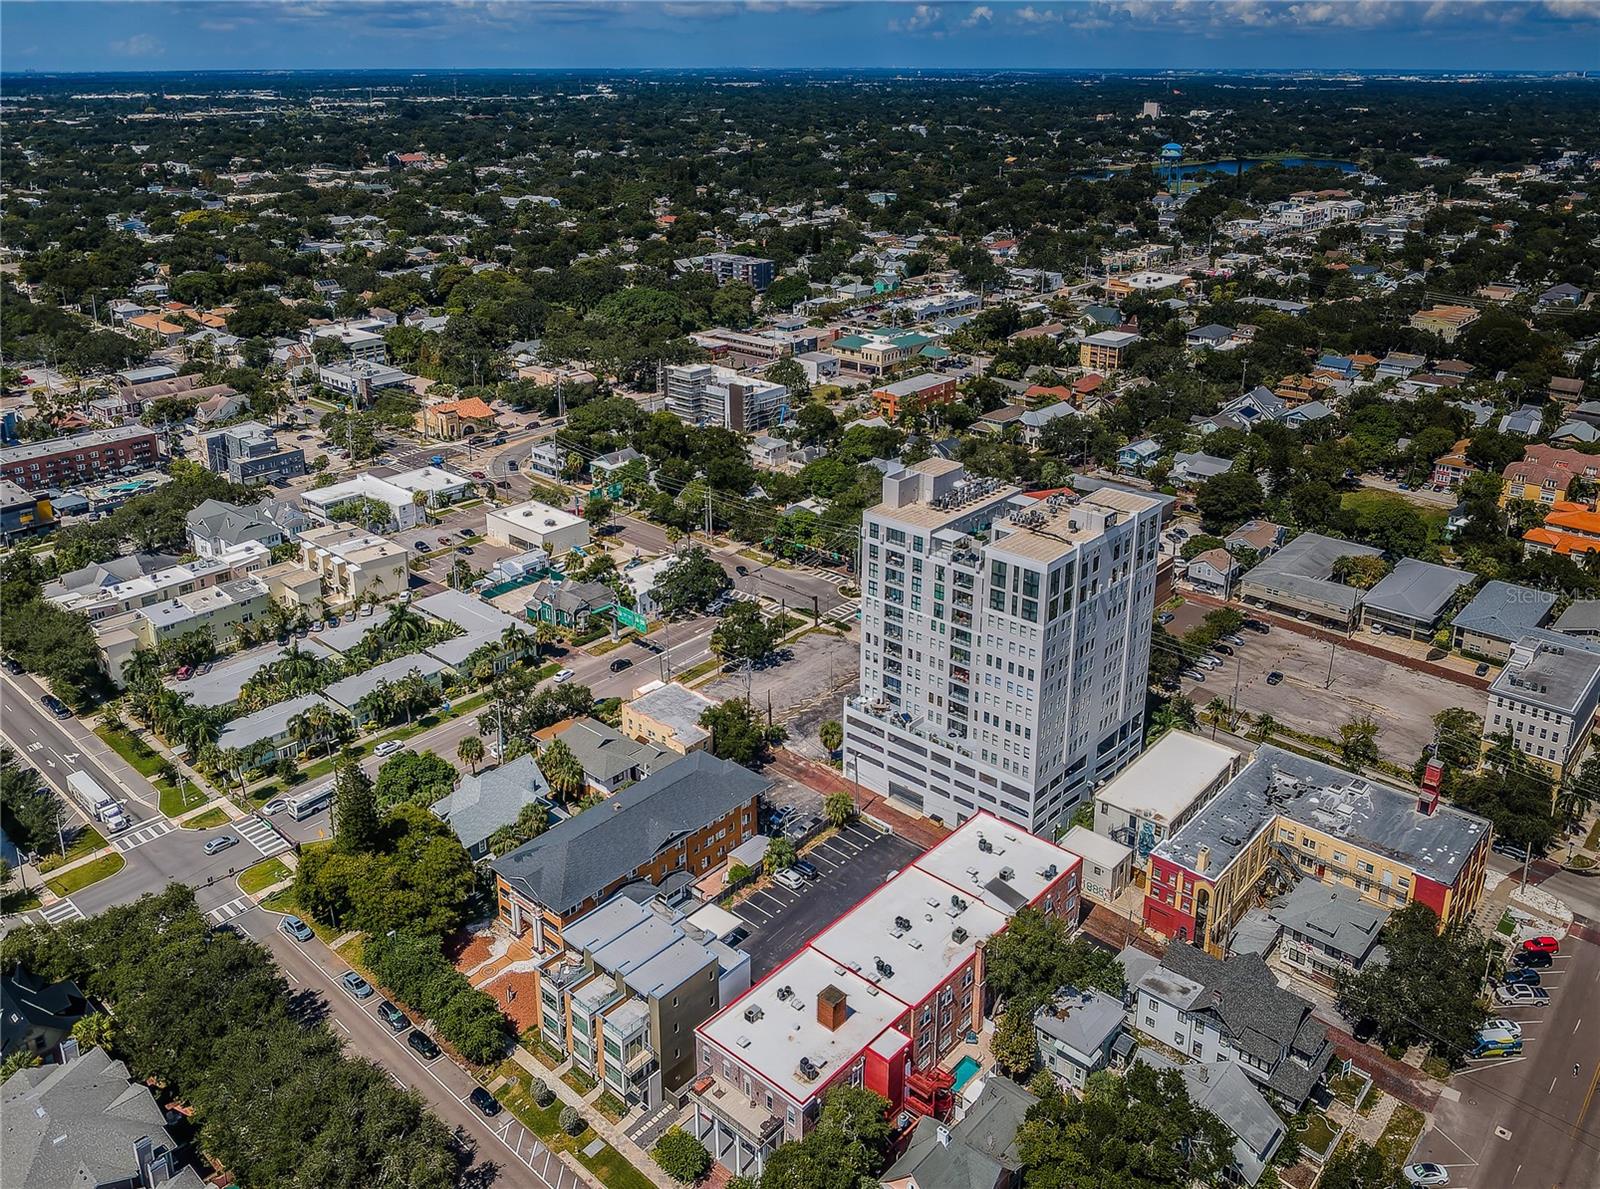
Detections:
[843, 460, 1166, 836]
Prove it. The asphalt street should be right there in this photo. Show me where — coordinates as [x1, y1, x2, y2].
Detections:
[1413, 933, 1600, 1189]
[240, 908, 563, 1189]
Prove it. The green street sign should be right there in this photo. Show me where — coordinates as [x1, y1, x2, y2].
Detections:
[615, 605, 648, 633]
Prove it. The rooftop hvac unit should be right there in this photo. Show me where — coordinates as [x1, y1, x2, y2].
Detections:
[952, 926, 969, 943]
[797, 1057, 819, 1082]
[895, 915, 912, 932]
[999, 866, 1015, 881]
[744, 1005, 764, 1023]
[776, 985, 793, 1002]
[977, 836, 993, 853]
[875, 956, 895, 978]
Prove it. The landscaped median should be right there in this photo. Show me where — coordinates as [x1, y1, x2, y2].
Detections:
[493, 1062, 656, 1189]
[238, 857, 292, 896]
[181, 806, 232, 830]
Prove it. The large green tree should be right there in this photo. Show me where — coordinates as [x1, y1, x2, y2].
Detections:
[650, 546, 732, 616]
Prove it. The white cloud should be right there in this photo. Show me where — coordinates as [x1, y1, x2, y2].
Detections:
[1012, 5, 1063, 23]
[888, 3, 945, 32]
[109, 33, 163, 57]
[963, 4, 995, 26]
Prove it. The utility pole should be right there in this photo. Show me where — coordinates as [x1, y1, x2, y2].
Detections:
[1325, 632, 1338, 689]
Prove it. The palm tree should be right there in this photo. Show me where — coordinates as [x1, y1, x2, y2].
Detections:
[538, 739, 586, 803]
[380, 604, 428, 649]
[458, 735, 485, 774]
[533, 621, 560, 657]
[819, 720, 843, 756]
[1252, 713, 1278, 742]
[823, 792, 856, 828]
[500, 625, 531, 661]
[289, 703, 340, 761]
[1204, 696, 1232, 739]
[122, 648, 162, 692]
[354, 680, 395, 730]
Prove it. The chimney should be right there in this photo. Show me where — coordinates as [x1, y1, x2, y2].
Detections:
[936, 1125, 952, 1147]
[1195, 845, 1210, 875]
[817, 984, 848, 1032]
[134, 1137, 154, 1187]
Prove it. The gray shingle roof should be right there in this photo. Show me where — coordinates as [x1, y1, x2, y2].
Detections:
[1241, 532, 1382, 615]
[1267, 880, 1386, 964]
[883, 1076, 1036, 1189]
[3, 1048, 181, 1189]
[431, 753, 549, 852]
[1361, 558, 1474, 623]
[1451, 580, 1556, 643]
[492, 751, 770, 915]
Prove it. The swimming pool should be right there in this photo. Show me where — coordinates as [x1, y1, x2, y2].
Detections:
[950, 1055, 982, 1093]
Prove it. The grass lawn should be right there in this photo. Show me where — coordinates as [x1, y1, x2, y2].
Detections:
[1497, 910, 1516, 936]
[95, 724, 208, 814]
[562, 1065, 597, 1095]
[1329, 1071, 1368, 1108]
[182, 807, 231, 830]
[1421, 1054, 1454, 1080]
[1585, 816, 1600, 851]
[238, 857, 292, 896]
[2, 888, 42, 914]
[594, 1091, 627, 1124]
[495, 1064, 655, 1189]
[46, 853, 125, 897]
[1376, 1104, 1427, 1167]
[38, 826, 107, 873]
[1296, 1111, 1339, 1157]
[1340, 489, 1449, 541]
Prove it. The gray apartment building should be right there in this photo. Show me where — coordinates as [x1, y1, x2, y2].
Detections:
[202, 420, 306, 485]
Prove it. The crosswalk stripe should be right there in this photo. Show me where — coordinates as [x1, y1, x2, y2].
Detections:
[38, 898, 84, 926]
[237, 816, 290, 856]
[111, 819, 176, 853]
[208, 896, 252, 923]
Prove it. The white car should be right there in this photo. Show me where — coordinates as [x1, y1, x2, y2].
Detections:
[373, 740, 405, 758]
[262, 797, 289, 816]
[773, 868, 806, 891]
[1484, 1017, 1522, 1039]
[552, 669, 575, 684]
[1402, 1163, 1449, 1187]
[1494, 983, 1549, 1006]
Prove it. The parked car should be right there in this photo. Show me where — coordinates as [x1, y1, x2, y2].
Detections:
[1266, 671, 1285, 685]
[41, 695, 71, 719]
[552, 669, 575, 684]
[1501, 967, 1541, 987]
[1196, 655, 1222, 670]
[202, 835, 238, 857]
[1182, 668, 1206, 682]
[1483, 1018, 1522, 1039]
[469, 1087, 503, 1117]
[407, 1030, 442, 1060]
[1402, 1162, 1449, 1186]
[1157, 611, 1174, 625]
[1213, 643, 1234, 656]
[773, 868, 807, 891]
[458, 528, 474, 539]
[609, 657, 633, 673]
[373, 740, 405, 758]
[413, 539, 431, 550]
[280, 914, 314, 942]
[196, 662, 212, 676]
[1475, 662, 1491, 677]
[175, 665, 193, 681]
[1351, 1017, 1379, 1043]
[791, 859, 820, 880]
[378, 999, 410, 1031]
[1513, 949, 1552, 969]
[341, 971, 374, 999]
[359, 603, 374, 618]
[1523, 935, 1561, 955]
[1222, 634, 1246, 647]
[1243, 618, 1270, 634]
[1493, 983, 1549, 1006]
[1, 656, 23, 674]
[438, 536, 452, 546]
[736, 565, 749, 576]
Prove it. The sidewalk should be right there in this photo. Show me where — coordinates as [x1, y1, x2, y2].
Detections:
[508, 1046, 674, 1189]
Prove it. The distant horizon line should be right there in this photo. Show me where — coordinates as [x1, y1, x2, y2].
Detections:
[3, 66, 1594, 78]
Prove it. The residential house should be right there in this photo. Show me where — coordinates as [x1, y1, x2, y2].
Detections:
[1129, 946, 1334, 1107]
[1185, 324, 1234, 350]
[882, 1078, 1036, 1189]
[1169, 452, 1233, 486]
[525, 441, 568, 482]
[415, 588, 537, 674]
[1524, 502, 1600, 556]
[525, 578, 616, 629]
[1232, 880, 1388, 988]
[1359, 558, 1475, 641]
[1375, 352, 1426, 380]
[322, 654, 449, 728]
[185, 499, 284, 558]
[1185, 548, 1239, 598]
[193, 388, 248, 425]
[536, 717, 673, 797]
[492, 751, 770, 950]
[1032, 988, 1125, 1090]
[1, 969, 85, 1064]
[1136, 1052, 1285, 1187]
[214, 692, 339, 767]
[431, 753, 551, 860]
[1117, 438, 1161, 472]
[1224, 520, 1286, 558]
[1498, 405, 1544, 437]
[1431, 440, 1478, 489]
[1548, 377, 1587, 405]
[3, 1047, 206, 1189]
[1538, 282, 1583, 307]
[1019, 403, 1077, 445]
[1079, 330, 1141, 372]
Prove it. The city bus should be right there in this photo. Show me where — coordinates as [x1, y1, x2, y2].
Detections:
[288, 785, 333, 821]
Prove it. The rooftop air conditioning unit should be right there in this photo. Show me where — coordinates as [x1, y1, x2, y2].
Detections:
[744, 1005, 764, 1023]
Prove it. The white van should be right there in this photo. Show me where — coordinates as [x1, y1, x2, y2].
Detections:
[1196, 655, 1223, 670]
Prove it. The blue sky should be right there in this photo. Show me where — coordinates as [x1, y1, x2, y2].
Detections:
[3, 1, 1598, 74]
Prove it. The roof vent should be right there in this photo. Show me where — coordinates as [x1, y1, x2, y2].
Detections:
[744, 1005, 764, 1023]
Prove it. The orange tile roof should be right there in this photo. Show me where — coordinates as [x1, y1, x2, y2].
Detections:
[1543, 506, 1600, 536]
[1524, 526, 1600, 556]
[434, 396, 496, 420]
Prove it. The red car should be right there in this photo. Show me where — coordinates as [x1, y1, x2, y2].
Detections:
[1522, 936, 1560, 955]
[175, 665, 193, 681]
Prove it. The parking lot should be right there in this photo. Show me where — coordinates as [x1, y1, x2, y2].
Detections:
[1174, 620, 1473, 762]
[731, 821, 924, 979]
[1411, 932, 1599, 1189]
